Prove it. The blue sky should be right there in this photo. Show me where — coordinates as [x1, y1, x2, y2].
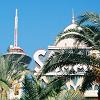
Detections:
[0, 0, 99, 68]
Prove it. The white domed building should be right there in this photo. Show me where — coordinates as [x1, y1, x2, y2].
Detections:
[34, 14, 99, 99]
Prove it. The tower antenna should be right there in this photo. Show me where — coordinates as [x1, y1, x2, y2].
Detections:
[14, 8, 18, 47]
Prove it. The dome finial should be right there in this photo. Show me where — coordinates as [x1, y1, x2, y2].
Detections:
[72, 9, 75, 24]
[64, 9, 82, 32]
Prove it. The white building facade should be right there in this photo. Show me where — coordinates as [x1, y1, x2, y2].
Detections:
[34, 14, 99, 99]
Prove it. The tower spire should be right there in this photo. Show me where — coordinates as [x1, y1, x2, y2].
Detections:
[72, 9, 75, 24]
[14, 8, 18, 47]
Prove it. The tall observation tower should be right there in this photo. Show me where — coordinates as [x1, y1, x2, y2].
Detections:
[4, 9, 31, 67]
[2, 9, 32, 100]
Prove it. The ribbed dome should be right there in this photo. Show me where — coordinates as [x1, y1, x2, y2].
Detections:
[64, 23, 82, 32]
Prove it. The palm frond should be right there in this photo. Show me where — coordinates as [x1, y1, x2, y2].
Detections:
[56, 90, 85, 100]
[42, 50, 100, 74]
[21, 75, 66, 100]
[77, 12, 100, 25]
[0, 80, 10, 91]
[80, 70, 96, 92]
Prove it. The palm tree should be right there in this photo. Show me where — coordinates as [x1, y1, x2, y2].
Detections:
[39, 50, 100, 99]
[0, 54, 30, 100]
[56, 90, 85, 100]
[77, 12, 100, 99]
[77, 12, 100, 48]
[21, 75, 66, 100]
